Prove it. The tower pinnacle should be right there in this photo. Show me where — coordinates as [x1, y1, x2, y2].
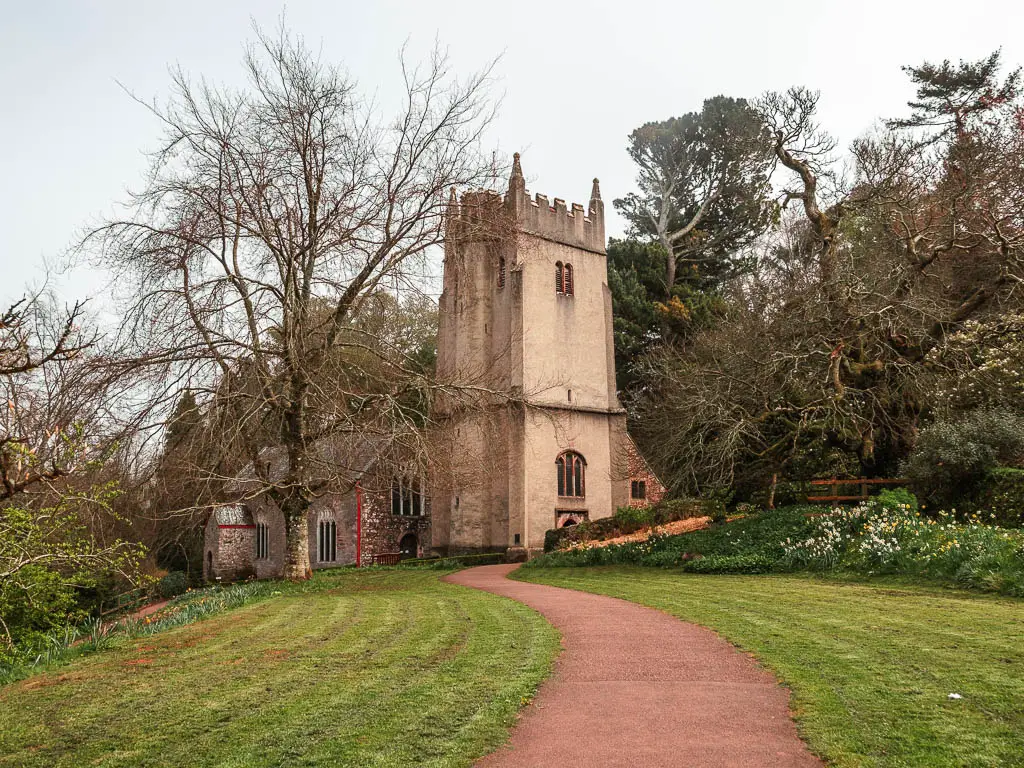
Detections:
[589, 177, 604, 219]
[506, 152, 526, 212]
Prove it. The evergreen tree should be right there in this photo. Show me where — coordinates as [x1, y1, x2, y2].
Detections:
[607, 239, 723, 392]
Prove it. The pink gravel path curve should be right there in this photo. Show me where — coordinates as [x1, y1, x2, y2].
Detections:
[445, 564, 822, 768]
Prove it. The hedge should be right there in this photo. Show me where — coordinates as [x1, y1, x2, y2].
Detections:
[399, 552, 507, 569]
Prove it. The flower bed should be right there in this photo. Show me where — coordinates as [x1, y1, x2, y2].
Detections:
[782, 498, 1024, 595]
[526, 494, 1024, 596]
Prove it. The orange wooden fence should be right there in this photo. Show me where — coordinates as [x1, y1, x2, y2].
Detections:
[806, 477, 907, 503]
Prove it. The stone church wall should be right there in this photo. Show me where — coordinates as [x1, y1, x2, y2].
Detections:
[204, 464, 432, 581]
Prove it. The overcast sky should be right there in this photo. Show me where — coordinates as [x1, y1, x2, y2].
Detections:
[2, 0, 1022, 306]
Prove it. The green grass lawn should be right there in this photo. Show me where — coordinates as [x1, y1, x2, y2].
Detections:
[0, 569, 559, 768]
[517, 567, 1024, 768]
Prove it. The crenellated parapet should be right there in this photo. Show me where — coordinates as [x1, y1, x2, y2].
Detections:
[506, 152, 605, 254]
[444, 153, 605, 255]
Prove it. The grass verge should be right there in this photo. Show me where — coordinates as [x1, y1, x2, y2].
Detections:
[0, 569, 559, 768]
[517, 567, 1024, 768]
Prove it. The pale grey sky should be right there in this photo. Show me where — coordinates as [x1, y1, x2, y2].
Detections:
[2, 0, 1022, 306]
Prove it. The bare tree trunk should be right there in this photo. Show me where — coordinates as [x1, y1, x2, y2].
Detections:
[282, 491, 312, 580]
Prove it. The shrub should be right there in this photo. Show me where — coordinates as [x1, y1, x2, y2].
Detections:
[156, 571, 189, 599]
[902, 409, 1024, 508]
[543, 528, 563, 553]
[400, 552, 506, 569]
[769, 480, 811, 507]
[543, 518, 619, 553]
[974, 468, 1024, 528]
[875, 487, 918, 513]
[649, 498, 709, 522]
[0, 566, 87, 663]
[613, 505, 652, 533]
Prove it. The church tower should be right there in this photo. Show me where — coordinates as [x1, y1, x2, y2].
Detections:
[431, 154, 630, 558]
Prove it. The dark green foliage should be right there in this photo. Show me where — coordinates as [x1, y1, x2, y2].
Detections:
[1, 481, 145, 660]
[891, 50, 1021, 136]
[654, 497, 721, 522]
[614, 97, 774, 291]
[399, 552, 506, 569]
[156, 571, 190, 599]
[606, 239, 724, 390]
[164, 390, 201, 450]
[543, 518, 615, 553]
[664, 506, 816, 559]
[543, 527, 564, 554]
[613, 505, 653, 533]
[780, 500, 1024, 596]
[0, 567, 89, 662]
[975, 468, 1024, 527]
[902, 409, 1024, 508]
[875, 487, 919, 512]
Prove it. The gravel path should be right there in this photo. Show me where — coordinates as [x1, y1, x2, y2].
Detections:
[445, 564, 822, 768]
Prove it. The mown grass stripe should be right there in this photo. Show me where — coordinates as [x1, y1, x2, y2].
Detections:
[0, 570, 559, 768]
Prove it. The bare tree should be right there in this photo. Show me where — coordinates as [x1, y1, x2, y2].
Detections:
[0, 290, 146, 649]
[0, 291, 97, 499]
[87, 26, 499, 579]
[635, 53, 1024, 495]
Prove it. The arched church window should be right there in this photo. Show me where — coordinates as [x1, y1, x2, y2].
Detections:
[563, 263, 574, 295]
[255, 522, 269, 560]
[391, 476, 424, 516]
[317, 512, 337, 563]
[556, 451, 586, 497]
[498, 257, 506, 288]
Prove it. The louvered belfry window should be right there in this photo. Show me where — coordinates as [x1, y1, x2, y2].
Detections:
[555, 262, 574, 296]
